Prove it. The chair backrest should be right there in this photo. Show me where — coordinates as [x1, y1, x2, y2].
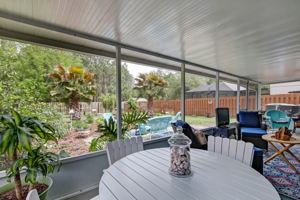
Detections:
[26, 189, 40, 200]
[106, 136, 143, 165]
[238, 111, 261, 128]
[265, 109, 288, 121]
[172, 112, 182, 121]
[208, 136, 254, 166]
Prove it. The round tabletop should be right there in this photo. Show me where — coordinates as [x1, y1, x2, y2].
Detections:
[99, 148, 279, 200]
[262, 134, 300, 144]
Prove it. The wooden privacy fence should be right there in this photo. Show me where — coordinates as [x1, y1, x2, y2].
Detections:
[132, 94, 300, 117]
[49, 102, 106, 114]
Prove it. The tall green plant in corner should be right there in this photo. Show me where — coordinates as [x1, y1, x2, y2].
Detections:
[0, 110, 58, 200]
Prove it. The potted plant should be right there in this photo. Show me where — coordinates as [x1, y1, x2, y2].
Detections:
[0, 110, 59, 200]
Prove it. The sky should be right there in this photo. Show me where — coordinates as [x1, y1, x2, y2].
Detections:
[124, 62, 174, 78]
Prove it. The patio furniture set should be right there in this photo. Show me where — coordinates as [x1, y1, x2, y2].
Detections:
[95, 135, 280, 200]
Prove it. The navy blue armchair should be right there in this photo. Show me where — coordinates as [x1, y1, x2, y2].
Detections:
[237, 111, 268, 149]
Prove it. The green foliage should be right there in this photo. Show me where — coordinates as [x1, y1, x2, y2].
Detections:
[127, 98, 138, 111]
[72, 120, 90, 130]
[95, 117, 104, 125]
[90, 111, 149, 152]
[6, 147, 61, 184]
[134, 73, 167, 99]
[49, 65, 96, 104]
[134, 73, 167, 114]
[59, 150, 70, 158]
[100, 93, 116, 112]
[89, 135, 113, 152]
[82, 57, 134, 101]
[0, 39, 84, 115]
[0, 110, 60, 198]
[122, 111, 149, 129]
[0, 110, 57, 157]
[85, 113, 94, 124]
[97, 117, 118, 140]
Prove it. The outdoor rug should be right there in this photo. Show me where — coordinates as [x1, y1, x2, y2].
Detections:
[263, 144, 300, 200]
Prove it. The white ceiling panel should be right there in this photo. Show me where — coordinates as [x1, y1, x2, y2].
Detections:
[0, 0, 299, 83]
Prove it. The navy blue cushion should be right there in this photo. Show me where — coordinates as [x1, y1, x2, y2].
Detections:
[239, 111, 260, 127]
[241, 127, 267, 137]
[253, 147, 263, 156]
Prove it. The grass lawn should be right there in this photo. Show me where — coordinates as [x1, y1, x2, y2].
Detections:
[185, 115, 236, 127]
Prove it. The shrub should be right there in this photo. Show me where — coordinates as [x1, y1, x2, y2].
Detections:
[127, 98, 138, 111]
[85, 113, 94, 124]
[99, 94, 116, 112]
[72, 120, 90, 130]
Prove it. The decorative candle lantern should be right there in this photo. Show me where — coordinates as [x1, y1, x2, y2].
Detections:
[168, 126, 192, 177]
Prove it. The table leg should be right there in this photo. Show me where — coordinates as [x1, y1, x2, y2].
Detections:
[280, 143, 300, 164]
[265, 142, 298, 173]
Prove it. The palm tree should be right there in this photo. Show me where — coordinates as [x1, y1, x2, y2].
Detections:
[134, 73, 167, 116]
[49, 65, 96, 119]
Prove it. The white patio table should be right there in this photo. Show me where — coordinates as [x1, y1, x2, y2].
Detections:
[99, 148, 280, 200]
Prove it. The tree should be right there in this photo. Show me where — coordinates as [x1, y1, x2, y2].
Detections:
[99, 94, 116, 112]
[82, 56, 134, 101]
[134, 73, 167, 115]
[49, 65, 96, 119]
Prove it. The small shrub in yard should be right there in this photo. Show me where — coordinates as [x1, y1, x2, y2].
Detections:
[95, 117, 104, 125]
[85, 113, 94, 124]
[72, 120, 90, 130]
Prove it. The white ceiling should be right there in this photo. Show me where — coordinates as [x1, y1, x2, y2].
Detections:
[0, 0, 299, 84]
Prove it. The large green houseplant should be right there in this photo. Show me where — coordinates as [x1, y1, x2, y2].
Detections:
[0, 110, 60, 200]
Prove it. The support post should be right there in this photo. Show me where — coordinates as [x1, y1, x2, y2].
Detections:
[256, 84, 262, 111]
[246, 81, 249, 110]
[216, 72, 220, 108]
[116, 46, 122, 140]
[236, 79, 240, 114]
[181, 63, 186, 121]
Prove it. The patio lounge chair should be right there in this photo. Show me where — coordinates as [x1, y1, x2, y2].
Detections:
[102, 113, 115, 123]
[264, 109, 291, 129]
[171, 112, 182, 122]
[137, 116, 173, 135]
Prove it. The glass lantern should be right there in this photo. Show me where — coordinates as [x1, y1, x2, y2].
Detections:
[168, 126, 192, 177]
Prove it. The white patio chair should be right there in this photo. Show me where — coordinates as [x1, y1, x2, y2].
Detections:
[106, 136, 143, 166]
[26, 189, 40, 200]
[208, 136, 254, 166]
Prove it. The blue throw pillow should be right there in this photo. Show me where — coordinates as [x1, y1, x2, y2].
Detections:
[239, 111, 260, 127]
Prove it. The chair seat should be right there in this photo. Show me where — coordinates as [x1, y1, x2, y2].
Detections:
[241, 127, 267, 137]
